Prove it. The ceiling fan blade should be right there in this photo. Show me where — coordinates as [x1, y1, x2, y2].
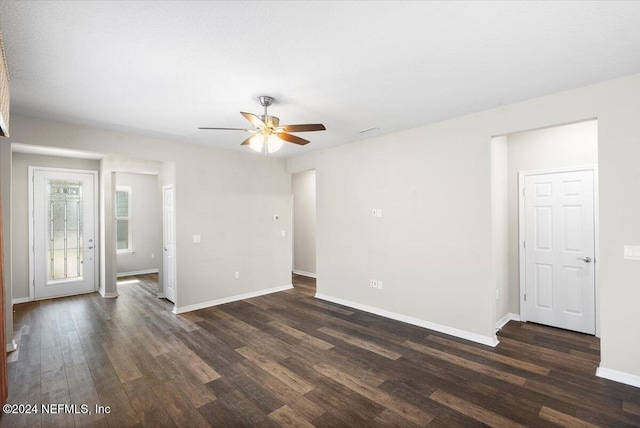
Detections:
[280, 124, 326, 132]
[198, 127, 255, 131]
[240, 135, 254, 146]
[276, 132, 310, 146]
[241, 112, 266, 128]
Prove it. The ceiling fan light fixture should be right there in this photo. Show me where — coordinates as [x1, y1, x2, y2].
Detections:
[267, 135, 284, 153]
[249, 132, 284, 154]
[249, 134, 264, 152]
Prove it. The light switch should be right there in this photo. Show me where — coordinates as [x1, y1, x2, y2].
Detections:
[281, 230, 286, 237]
[377, 209, 383, 218]
[193, 235, 201, 244]
[624, 245, 640, 260]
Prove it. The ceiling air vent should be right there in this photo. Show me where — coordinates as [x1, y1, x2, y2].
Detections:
[359, 126, 381, 136]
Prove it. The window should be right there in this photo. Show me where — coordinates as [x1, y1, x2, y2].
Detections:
[115, 186, 132, 253]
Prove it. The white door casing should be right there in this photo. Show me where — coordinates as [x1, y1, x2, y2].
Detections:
[162, 185, 176, 304]
[30, 167, 98, 300]
[520, 168, 596, 335]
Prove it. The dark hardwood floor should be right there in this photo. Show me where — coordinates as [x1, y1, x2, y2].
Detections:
[1, 273, 639, 427]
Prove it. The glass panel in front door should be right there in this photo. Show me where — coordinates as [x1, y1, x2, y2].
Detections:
[47, 179, 83, 283]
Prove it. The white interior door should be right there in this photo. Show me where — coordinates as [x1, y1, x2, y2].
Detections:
[162, 185, 176, 303]
[32, 168, 97, 299]
[523, 170, 595, 334]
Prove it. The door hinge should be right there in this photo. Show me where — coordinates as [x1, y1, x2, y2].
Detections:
[522, 187, 525, 196]
[524, 293, 527, 302]
[523, 241, 526, 249]
[33, 280, 35, 288]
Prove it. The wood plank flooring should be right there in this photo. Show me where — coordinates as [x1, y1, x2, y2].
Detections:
[1, 273, 639, 427]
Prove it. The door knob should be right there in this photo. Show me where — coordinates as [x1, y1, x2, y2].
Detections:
[164, 247, 168, 251]
[576, 257, 592, 263]
[88, 246, 94, 250]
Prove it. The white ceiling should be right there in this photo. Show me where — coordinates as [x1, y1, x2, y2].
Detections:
[1, 1, 639, 158]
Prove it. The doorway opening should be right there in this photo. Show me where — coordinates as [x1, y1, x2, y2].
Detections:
[114, 172, 163, 300]
[491, 119, 599, 335]
[292, 169, 316, 295]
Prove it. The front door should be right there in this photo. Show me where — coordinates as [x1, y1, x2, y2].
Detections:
[32, 168, 97, 299]
[523, 169, 595, 334]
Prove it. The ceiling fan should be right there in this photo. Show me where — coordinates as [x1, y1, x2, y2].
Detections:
[199, 96, 326, 154]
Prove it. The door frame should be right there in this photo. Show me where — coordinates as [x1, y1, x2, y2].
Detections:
[518, 165, 600, 336]
[28, 166, 100, 301]
[162, 184, 177, 310]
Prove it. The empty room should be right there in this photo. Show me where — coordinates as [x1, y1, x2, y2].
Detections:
[0, 1, 639, 427]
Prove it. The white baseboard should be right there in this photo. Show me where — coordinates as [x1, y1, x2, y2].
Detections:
[156, 292, 166, 298]
[12, 296, 30, 305]
[293, 270, 317, 279]
[6, 340, 17, 353]
[117, 269, 159, 278]
[496, 312, 521, 331]
[596, 366, 640, 388]
[99, 287, 119, 298]
[315, 293, 499, 347]
[173, 284, 294, 314]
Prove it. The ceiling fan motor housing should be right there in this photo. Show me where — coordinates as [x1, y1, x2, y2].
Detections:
[262, 115, 280, 128]
[258, 96, 274, 107]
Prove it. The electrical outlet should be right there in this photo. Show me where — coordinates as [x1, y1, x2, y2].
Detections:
[151, 253, 155, 259]
[234, 271, 240, 279]
[369, 279, 378, 288]
[377, 209, 383, 218]
[377, 280, 383, 289]
[193, 235, 201, 244]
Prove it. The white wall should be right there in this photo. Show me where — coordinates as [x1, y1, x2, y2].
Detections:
[491, 136, 509, 323]
[506, 120, 598, 316]
[288, 73, 640, 384]
[11, 153, 100, 300]
[290, 123, 497, 345]
[292, 170, 316, 276]
[115, 172, 161, 276]
[2, 115, 292, 315]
